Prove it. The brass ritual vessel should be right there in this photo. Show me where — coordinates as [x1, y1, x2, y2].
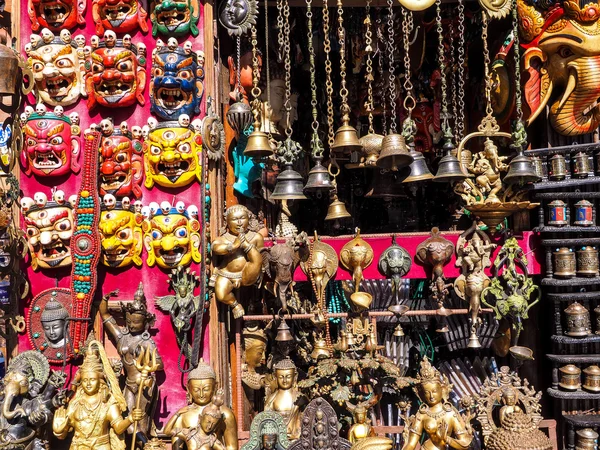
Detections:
[564, 302, 592, 337]
[559, 364, 581, 391]
[572, 151, 591, 178]
[574, 200, 594, 227]
[576, 428, 599, 450]
[576, 246, 599, 277]
[583, 365, 600, 392]
[548, 200, 568, 226]
[553, 247, 576, 278]
[548, 154, 567, 180]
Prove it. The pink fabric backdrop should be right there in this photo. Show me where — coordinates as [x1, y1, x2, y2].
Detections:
[18, 0, 207, 426]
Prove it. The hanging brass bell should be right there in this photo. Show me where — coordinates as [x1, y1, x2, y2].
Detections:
[504, 150, 541, 186]
[331, 122, 363, 155]
[304, 158, 333, 194]
[325, 193, 351, 221]
[0, 44, 19, 95]
[365, 172, 407, 198]
[346, 332, 356, 347]
[310, 335, 331, 360]
[377, 134, 414, 171]
[433, 140, 468, 183]
[401, 146, 434, 183]
[244, 129, 273, 157]
[275, 319, 294, 343]
[271, 164, 308, 200]
[393, 324, 405, 337]
[359, 133, 384, 167]
[226, 100, 253, 135]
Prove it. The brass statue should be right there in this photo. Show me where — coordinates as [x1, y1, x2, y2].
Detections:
[241, 411, 290, 450]
[211, 205, 265, 318]
[454, 222, 496, 348]
[346, 402, 376, 443]
[164, 359, 238, 450]
[340, 229, 374, 296]
[300, 233, 338, 312]
[144, 438, 168, 450]
[242, 326, 268, 390]
[0, 351, 66, 450]
[474, 366, 552, 450]
[99, 285, 164, 437]
[402, 357, 473, 450]
[174, 390, 227, 450]
[53, 340, 146, 450]
[264, 358, 303, 441]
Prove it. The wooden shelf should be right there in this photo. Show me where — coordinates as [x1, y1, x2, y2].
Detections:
[534, 191, 600, 199]
[548, 388, 600, 400]
[551, 334, 600, 344]
[541, 237, 600, 246]
[542, 277, 600, 287]
[531, 177, 600, 191]
[547, 291, 600, 302]
[563, 414, 600, 427]
[535, 226, 600, 233]
[525, 142, 600, 157]
[547, 354, 600, 364]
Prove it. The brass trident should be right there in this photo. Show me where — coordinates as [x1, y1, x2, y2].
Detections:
[131, 346, 160, 450]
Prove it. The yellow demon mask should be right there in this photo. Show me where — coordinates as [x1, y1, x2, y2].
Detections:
[141, 202, 201, 269]
[143, 121, 203, 189]
[99, 196, 143, 268]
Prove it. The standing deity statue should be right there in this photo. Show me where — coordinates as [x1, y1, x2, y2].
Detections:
[264, 358, 302, 441]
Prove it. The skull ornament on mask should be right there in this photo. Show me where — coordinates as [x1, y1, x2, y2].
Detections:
[21, 109, 81, 177]
[27, 30, 86, 107]
[84, 36, 147, 110]
[21, 191, 74, 270]
[150, 0, 200, 37]
[150, 42, 204, 121]
[28, 0, 86, 31]
[142, 120, 203, 189]
[99, 122, 144, 198]
[141, 203, 201, 269]
[92, 0, 149, 35]
[520, 0, 600, 136]
[99, 200, 144, 268]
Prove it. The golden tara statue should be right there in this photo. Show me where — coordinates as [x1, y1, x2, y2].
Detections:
[53, 340, 146, 450]
[211, 205, 265, 318]
[264, 358, 303, 441]
[402, 357, 473, 450]
[242, 326, 268, 390]
[164, 359, 238, 450]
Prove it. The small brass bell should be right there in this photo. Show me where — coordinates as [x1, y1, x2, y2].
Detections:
[244, 129, 273, 157]
[401, 146, 434, 183]
[275, 319, 294, 343]
[304, 157, 333, 195]
[504, 150, 540, 186]
[393, 324, 405, 337]
[331, 114, 363, 155]
[346, 332, 356, 347]
[325, 193, 351, 221]
[271, 165, 308, 200]
[433, 139, 468, 183]
[226, 97, 253, 135]
[310, 335, 331, 360]
[359, 133, 384, 166]
[377, 134, 413, 171]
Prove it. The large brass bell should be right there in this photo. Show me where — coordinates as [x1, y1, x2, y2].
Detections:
[504, 150, 541, 186]
[271, 164, 308, 200]
[244, 129, 273, 157]
[275, 319, 294, 343]
[325, 193, 351, 221]
[377, 134, 414, 171]
[433, 139, 468, 182]
[331, 118, 363, 155]
[401, 146, 434, 183]
[304, 157, 333, 195]
[365, 172, 407, 198]
[226, 99, 253, 135]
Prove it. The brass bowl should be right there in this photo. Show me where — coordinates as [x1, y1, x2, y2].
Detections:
[509, 346, 534, 361]
[388, 304, 410, 317]
[350, 292, 373, 312]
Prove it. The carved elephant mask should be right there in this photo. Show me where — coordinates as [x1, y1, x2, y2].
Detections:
[520, 0, 600, 136]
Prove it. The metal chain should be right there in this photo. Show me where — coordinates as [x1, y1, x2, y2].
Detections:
[337, 0, 350, 118]
[456, 0, 466, 141]
[401, 8, 415, 117]
[365, 0, 375, 135]
[512, 0, 522, 122]
[377, 12, 387, 135]
[250, 25, 262, 127]
[265, 0, 271, 109]
[282, 0, 293, 138]
[449, 19, 458, 142]
[306, 0, 323, 158]
[277, 0, 284, 63]
[435, 0, 450, 137]
[323, 0, 335, 149]
[481, 11, 493, 118]
[236, 36, 242, 92]
[387, 0, 397, 133]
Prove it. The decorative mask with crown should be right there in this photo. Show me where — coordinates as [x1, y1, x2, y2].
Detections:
[21, 189, 76, 271]
[150, 39, 205, 121]
[141, 200, 201, 269]
[142, 118, 203, 189]
[519, 0, 600, 135]
[20, 105, 81, 178]
[97, 118, 144, 199]
[99, 194, 144, 269]
[26, 30, 86, 107]
[150, 0, 200, 37]
[28, 0, 86, 32]
[91, 0, 149, 35]
[83, 31, 147, 110]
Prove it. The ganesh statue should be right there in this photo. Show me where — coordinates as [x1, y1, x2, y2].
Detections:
[142, 117, 203, 189]
[150, 39, 204, 121]
[21, 189, 75, 271]
[150, 0, 200, 37]
[98, 118, 144, 199]
[28, 0, 85, 32]
[520, 0, 600, 136]
[20, 104, 80, 178]
[26, 29, 86, 107]
[92, 0, 149, 34]
[84, 31, 147, 110]
[141, 200, 201, 269]
[99, 194, 144, 269]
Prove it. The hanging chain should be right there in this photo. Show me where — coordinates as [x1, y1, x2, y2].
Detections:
[377, 11, 387, 136]
[265, 0, 271, 109]
[250, 25, 262, 128]
[401, 7, 416, 141]
[365, 0, 375, 135]
[337, 0, 350, 119]
[511, 0, 527, 149]
[323, 0, 335, 149]
[235, 36, 242, 93]
[307, 0, 323, 158]
[282, 0, 293, 138]
[277, 0, 284, 63]
[387, 0, 397, 134]
[481, 11, 493, 118]
[456, 0, 466, 141]
[449, 19, 458, 142]
[435, 0, 450, 138]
